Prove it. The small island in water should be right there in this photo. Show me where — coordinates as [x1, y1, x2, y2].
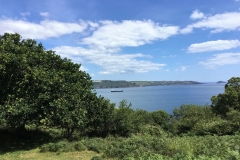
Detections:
[93, 80, 203, 89]
[217, 81, 227, 83]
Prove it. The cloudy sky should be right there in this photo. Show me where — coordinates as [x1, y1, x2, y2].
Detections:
[1, 0, 240, 81]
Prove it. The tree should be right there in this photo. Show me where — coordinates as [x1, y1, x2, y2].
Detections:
[84, 96, 115, 137]
[211, 77, 240, 116]
[171, 104, 213, 134]
[112, 100, 135, 136]
[0, 33, 94, 135]
[150, 110, 170, 130]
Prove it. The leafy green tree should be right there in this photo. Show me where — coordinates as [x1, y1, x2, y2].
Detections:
[112, 100, 135, 136]
[171, 104, 213, 134]
[226, 109, 240, 133]
[0, 33, 93, 135]
[84, 96, 115, 137]
[211, 77, 240, 116]
[150, 110, 170, 130]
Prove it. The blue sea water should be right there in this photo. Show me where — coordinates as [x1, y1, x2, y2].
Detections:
[94, 83, 225, 113]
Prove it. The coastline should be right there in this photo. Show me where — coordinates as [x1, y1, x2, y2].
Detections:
[93, 80, 204, 89]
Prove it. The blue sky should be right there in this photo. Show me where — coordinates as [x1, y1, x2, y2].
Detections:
[1, 0, 240, 82]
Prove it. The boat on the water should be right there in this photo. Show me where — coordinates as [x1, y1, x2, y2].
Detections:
[111, 90, 123, 92]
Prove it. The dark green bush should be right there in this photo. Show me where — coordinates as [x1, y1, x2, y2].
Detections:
[91, 156, 104, 160]
[40, 140, 87, 152]
[82, 138, 105, 153]
[111, 100, 136, 136]
[40, 141, 71, 152]
[74, 141, 87, 151]
[150, 110, 170, 130]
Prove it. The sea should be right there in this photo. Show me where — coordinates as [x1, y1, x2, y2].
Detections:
[94, 83, 225, 114]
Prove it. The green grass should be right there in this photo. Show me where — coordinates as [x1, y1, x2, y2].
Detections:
[0, 149, 100, 160]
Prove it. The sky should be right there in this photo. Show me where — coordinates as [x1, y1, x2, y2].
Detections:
[0, 0, 240, 82]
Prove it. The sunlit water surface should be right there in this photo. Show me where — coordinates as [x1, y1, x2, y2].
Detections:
[94, 83, 225, 113]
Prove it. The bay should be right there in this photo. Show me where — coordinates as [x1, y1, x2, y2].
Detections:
[94, 83, 225, 114]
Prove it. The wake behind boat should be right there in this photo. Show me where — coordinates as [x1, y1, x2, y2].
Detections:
[111, 90, 123, 92]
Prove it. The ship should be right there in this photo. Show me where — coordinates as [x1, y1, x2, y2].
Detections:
[111, 90, 123, 92]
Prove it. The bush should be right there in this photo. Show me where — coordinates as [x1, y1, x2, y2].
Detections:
[91, 156, 104, 160]
[111, 100, 136, 136]
[171, 105, 215, 135]
[40, 140, 88, 152]
[40, 141, 71, 152]
[138, 125, 168, 137]
[150, 110, 170, 130]
[82, 138, 105, 153]
[74, 141, 87, 151]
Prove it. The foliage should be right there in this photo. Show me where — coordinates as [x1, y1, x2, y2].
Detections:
[171, 104, 214, 134]
[0, 33, 95, 135]
[83, 96, 115, 137]
[102, 134, 240, 159]
[226, 109, 240, 133]
[111, 100, 140, 136]
[211, 77, 240, 116]
[1, 46, 240, 160]
[93, 80, 202, 89]
[2, 132, 240, 159]
[0, 33, 118, 138]
[150, 110, 170, 130]
[138, 125, 168, 137]
[40, 140, 88, 153]
[91, 156, 104, 160]
[93, 80, 138, 88]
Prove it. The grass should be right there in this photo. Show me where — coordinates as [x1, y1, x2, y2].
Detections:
[0, 149, 100, 160]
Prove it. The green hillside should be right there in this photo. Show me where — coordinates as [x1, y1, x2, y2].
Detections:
[93, 80, 202, 89]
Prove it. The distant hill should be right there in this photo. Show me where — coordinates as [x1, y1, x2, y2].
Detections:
[93, 80, 202, 89]
[217, 81, 227, 83]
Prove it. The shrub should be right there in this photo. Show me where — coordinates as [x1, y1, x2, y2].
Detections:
[91, 156, 104, 160]
[74, 141, 87, 151]
[138, 125, 168, 137]
[82, 138, 105, 153]
[150, 110, 170, 130]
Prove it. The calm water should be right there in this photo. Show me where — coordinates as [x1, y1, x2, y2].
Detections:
[94, 83, 225, 113]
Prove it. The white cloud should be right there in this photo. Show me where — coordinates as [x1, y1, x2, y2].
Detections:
[74, 20, 176, 74]
[199, 52, 240, 68]
[79, 66, 88, 71]
[52, 46, 166, 74]
[40, 12, 49, 17]
[190, 10, 205, 20]
[82, 20, 179, 48]
[20, 12, 30, 16]
[188, 40, 240, 53]
[0, 18, 175, 74]
[180, 66, 187, 71]
[0, 19, 88, 39]
[181, 12, 240, 34]
[162, 55, 177, 58]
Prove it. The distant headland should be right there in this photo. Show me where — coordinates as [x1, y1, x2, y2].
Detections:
[93, 80, 203, 89]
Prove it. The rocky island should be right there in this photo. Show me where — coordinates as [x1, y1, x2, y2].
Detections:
[217, 81, 227, 83]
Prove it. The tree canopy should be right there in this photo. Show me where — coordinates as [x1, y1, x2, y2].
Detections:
[211, 77, 240, 116]
[0, 33, 97, 135]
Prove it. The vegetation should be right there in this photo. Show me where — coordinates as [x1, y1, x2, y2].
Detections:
[1, 33, 240, 159]
[93, 80, 138, 88]
[93, 80, 202, 88]
[0, 33, 115, 137]
[211, 77, 240, 116]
